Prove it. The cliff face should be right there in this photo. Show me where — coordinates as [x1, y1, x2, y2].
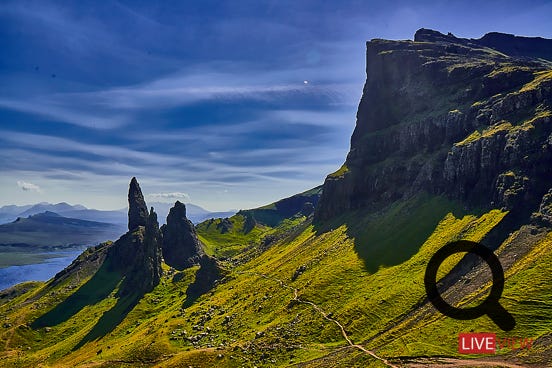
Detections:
[316, 29, 552, 222]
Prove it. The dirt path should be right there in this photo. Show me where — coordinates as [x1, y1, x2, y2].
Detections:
[238, 271, 532, 368]
[238, 271, 399, 368]
[3, 314, 23, 351]
[400, 357, 528, 367]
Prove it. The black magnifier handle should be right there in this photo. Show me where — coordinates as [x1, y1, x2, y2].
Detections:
[486, 303, 516, 331]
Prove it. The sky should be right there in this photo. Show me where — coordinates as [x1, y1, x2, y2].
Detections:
[1, 0, 551, 211]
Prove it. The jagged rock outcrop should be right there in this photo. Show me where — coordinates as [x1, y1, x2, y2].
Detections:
[185, 255, 225, 302]
[316, 29, 552, 222]
[161, 201, 204, 270]
[243, 212, 257, 233]
[128, 177, 148, 231]
[216, 218, 233, 233]
[301, 202, 315, 216]
[106, 178, 163, 294]
[532, 188, 552, 226]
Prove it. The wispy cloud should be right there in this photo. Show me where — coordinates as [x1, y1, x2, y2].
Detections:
[17, 180, 41, 192]
[0, 69, 357, 130]
[0, 98, 128, 129]
[147, 192, 190, 201]
[0, 131, 188, 166]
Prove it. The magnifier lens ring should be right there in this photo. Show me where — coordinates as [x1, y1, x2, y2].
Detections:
[424, 240, 503, 319]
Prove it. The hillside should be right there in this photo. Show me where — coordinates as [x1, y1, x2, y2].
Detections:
[196, 186, 321, 258]
[0, 29, 551, 368]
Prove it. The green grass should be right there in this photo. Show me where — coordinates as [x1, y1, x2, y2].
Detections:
[1, 194, 550, 367]
[328, 164, 349, 178]
[456, 130, 482, 146]
[341, 194, 467, 272]
[374, 230, 552, 358]
[197, 214, 269, 257]
[31, 274, 120, 328]
[519, 69, 552, 92]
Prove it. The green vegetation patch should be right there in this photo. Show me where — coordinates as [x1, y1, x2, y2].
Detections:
[520, 69, 552, 92]
[328, 164, 349, 178]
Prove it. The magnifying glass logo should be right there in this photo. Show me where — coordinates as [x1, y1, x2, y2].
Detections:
[424, 240, 515, 331]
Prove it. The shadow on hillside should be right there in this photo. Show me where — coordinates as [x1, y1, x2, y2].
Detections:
[182, 257, 223, 309]
[313, 195, 468, 273]
[31, 259, 143, 350]
[312, 191, 539, 274]
[182, 288, 201, 309]
[31, 261, 123, 329]
[72, 291, 141, 350]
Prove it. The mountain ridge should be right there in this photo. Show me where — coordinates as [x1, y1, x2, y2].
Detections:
[414, 28, 552, 61]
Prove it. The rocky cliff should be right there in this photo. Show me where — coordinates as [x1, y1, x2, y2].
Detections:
[316, 29, 552, 224]
[161, 201, 204, 270]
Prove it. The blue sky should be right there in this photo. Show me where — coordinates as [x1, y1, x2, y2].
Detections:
[1, 0, 551, 211]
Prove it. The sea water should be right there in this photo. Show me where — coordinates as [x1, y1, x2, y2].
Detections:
[0, 249, 83, 291]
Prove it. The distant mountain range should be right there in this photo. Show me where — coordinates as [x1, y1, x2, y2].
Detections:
[0, 202, 124, 226]
[0, 211, 124, 248]
[0, 202, 236, 226]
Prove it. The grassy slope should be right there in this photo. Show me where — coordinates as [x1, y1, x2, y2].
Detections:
[1, 193, 550, 367]
[197, 186, 321, 258]
[197, 213, 269, 257]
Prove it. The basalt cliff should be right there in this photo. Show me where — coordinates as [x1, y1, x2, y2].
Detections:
[316, 29, 552, 227]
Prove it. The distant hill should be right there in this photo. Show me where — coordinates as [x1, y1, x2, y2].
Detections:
[0, 204, 33, 224]
[196, 185, 322, 257]
[0, 211, 125, 248]
[0, 202, 234, 226]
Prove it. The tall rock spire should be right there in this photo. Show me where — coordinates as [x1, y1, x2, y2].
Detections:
[106, 178, 162, 295]
[128, 177, 148, 231]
